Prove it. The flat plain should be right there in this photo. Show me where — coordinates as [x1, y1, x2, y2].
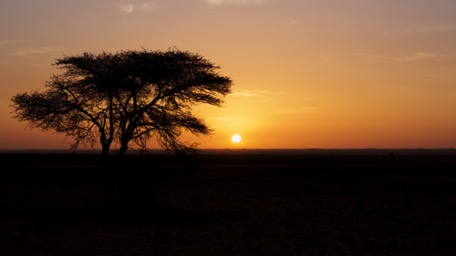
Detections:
[1, 149, 455, 255]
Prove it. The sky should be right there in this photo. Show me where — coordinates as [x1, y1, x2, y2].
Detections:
[1, 0, 456, 150]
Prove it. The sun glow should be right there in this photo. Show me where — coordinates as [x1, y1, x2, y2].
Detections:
[231, 134, 242, 143]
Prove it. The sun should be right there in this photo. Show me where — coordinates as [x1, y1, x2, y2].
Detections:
[231, 134, 242, 143]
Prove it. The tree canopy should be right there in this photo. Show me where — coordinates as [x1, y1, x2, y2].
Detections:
[11, 49, 233, 157]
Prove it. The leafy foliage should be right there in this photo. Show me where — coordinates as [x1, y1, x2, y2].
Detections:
[11, 49, 233, 156]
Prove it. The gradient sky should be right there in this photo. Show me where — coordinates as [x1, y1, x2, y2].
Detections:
[1, 0, 456, 150]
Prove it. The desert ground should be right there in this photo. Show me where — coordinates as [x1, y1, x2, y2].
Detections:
[1, 149, 455, 255]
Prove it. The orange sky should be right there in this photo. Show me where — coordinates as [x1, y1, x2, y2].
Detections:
[1, 0, 456, 150]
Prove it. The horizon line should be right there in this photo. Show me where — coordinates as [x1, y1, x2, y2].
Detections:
[1, 148, 455, 155]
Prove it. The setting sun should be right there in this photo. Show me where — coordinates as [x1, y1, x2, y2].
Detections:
[231, 134, 242, 143]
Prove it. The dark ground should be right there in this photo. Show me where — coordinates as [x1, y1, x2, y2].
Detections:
[1, 149, 455, 255]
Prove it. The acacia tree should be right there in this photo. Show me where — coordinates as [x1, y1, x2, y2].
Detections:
[11, 49, 233, 158]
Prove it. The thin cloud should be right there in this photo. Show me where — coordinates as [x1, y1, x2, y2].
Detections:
[231, 90, 269, 97]
[0, 40, 21, 47]
[395, 52, 439, 62]
[118, 3, 135, 14]
[403, 25, 454, 33]
[418, 25, 453, 32]
[116, 2, 156, 15]
[231, 90, 269, 100]
[13, 47, 66, 56]
[205, 0, 266, 6]
[231, 91, 258, 97]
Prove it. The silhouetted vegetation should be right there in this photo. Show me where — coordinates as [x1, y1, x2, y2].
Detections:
[11, 48, 233, 158]
[11, 48, 233, 209]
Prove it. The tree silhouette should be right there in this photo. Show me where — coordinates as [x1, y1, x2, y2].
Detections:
[11, 49, 233, 158]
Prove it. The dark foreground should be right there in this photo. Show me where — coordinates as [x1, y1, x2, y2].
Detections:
[1, 149, 456, 255]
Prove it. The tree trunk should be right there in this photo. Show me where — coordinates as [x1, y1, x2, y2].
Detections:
[101, 145, 109, 158]
[118, 142, 128, 159]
